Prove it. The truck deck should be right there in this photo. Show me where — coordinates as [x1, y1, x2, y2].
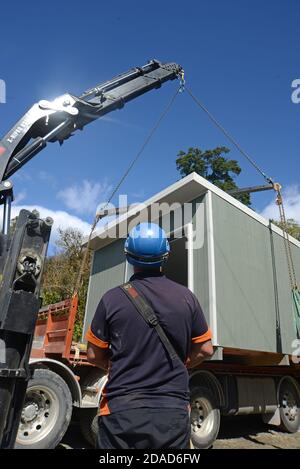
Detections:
[31, 296, 91, 367]
[31, 297, 300, 374]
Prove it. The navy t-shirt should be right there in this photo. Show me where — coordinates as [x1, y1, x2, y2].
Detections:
[86, 271, 212, 415]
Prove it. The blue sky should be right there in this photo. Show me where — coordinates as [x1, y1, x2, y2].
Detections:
[0, 0, 299, 245]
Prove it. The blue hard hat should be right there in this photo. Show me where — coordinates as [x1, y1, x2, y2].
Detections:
[124, 222, 170, 268]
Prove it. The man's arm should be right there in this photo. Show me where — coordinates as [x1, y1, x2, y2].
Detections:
[85, 298, 110, 371]
[186, 339, 213, 369]
[188, 293, 214, 368]
[87, 342, 110, 371]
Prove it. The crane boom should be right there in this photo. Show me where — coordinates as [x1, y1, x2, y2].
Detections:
[0, 60, 182, 183]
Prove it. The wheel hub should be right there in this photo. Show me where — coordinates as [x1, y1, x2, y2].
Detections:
[190, 396, 214, 437]
[283, 391, 298, 421]
[191, 401, 204, 432]
[22, 402, 39, 423]
[17, 385, 59, 445]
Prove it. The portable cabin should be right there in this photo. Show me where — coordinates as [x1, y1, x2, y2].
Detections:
[83, 172, 300, 360]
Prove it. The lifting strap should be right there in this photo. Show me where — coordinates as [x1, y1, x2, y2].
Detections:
[274, 183, 300, 338]
[292, 288, 300, 339]
[120, 282, 180, 363]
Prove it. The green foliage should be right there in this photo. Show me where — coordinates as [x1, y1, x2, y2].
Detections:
[272, 218, 300, 241]
[41, 228, 91, 342]
[176, 146, 251, 206]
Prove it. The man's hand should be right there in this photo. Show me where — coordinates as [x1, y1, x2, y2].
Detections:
[186, 340, 213, 369]
[87, 342, 110, 371]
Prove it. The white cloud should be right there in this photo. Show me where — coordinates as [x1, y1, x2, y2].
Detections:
[14, 190, 27, 204]
[12, 171, 32, 182]
[57, 179, 111, 215]
[260, 185, 300, 224]
[38, 170, 57, 188]
[11, 204, 92, 244]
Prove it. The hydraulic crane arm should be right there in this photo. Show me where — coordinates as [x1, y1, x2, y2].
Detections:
[0, 60, 182, 184]
[0, 60, 182, 448]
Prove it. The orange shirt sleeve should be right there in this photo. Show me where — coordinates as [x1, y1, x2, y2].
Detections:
[85, 326, 109, 349]
[192, 327, 212, 344]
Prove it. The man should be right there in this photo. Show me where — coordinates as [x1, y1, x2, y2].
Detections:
[86, 222, 213, 449]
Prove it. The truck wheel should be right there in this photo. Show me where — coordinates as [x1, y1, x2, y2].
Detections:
[79, 408, 98, 447]
[15, 368, 72, 449]
[278, 379, 300, 433]
[190, 386, 220, 449]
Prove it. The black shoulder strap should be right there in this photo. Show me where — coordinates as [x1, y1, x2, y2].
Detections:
[120, 282, 180, 363]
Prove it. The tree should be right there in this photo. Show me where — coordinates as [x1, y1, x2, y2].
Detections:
[176, 146, 251, 206]
[41, 227, 91, 342]
[272, 218, 300, 241]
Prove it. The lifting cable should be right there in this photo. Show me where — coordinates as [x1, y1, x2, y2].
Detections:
[72, 85, 181, 297]
[70, 71, 299, 337]
[183, 81, 300, 335]
[184, 85, 274, 184]
[275, 184, 298, 290]
[275, 184, 300, 336]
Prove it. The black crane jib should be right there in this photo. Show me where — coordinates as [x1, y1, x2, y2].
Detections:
[0, 60, 182, 185]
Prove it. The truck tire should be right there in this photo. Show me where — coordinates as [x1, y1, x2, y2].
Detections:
[278, 378, 300, 433]
[79, 408, 98, 447]
[15, 368, 72, 449]
[190, 386, 220, 449]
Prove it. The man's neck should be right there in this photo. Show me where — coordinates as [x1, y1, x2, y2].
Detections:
[134, 267, 162, 275]
[131, 267, 164, 279]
